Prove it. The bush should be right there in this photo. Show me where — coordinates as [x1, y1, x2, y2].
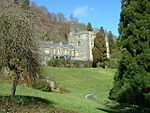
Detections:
[104, 58, 119, 69]
[48, 59, 92, 68]
[105, 49, 122, 69]
[30, 80, 51, 92]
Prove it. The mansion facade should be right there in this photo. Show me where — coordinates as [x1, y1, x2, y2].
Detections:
[38, 30, 96, 65]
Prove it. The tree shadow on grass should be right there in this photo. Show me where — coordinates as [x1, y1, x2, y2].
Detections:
[97, 108, 126, 113]
[0, 95, 54, 105]
[97, 104, 150, 113]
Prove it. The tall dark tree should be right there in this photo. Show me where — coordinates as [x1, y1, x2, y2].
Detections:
[99, 27, 104, 34]
[109, 0, 150, 108]
[92, 30, 107, 67]
[86, 22, 93, 31]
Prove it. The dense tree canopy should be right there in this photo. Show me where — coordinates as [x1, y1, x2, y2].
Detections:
[109, 0, 150, 108]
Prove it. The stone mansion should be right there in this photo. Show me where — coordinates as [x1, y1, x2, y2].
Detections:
[38, 30, 96, 65]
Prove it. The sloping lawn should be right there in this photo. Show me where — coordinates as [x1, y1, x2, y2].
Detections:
[0, 67, 120, 113]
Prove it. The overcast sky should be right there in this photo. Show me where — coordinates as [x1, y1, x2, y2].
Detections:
[31, 0, 121, 36]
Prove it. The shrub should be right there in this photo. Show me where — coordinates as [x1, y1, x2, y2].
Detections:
[105, 49, 122, 69]
[30, 80, 51, 92]
[104, 58, 119, 69]
[48, 59, 92, 68]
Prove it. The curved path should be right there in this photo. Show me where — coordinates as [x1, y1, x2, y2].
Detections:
[85, 92, 132, 112]
[85, 92, 113, 107]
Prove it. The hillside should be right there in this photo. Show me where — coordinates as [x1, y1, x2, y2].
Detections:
[0, 67, 149, 113]
[0, 67, 116, 113]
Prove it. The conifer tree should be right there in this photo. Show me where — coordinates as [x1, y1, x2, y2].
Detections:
[109, 0, 150, 108]
[99, 27, 104, 34]
[92, 28, 107, 67]
[86, 22, 93, 31]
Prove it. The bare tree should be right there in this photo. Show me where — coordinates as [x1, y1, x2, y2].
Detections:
[0, 0, 39, 99]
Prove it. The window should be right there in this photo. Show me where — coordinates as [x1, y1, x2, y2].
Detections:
[45, 49, 50, 54]
[91, 40, 94, 46]
[77, 41, 81, 46]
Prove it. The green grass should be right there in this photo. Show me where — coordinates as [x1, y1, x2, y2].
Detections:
[0, 67, 125, 113]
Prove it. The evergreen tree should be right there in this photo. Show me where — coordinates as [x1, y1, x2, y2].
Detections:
[92, 30, 107, 67]
[86, 22, 93, 31]
[109, 0, 150, 108]
[108, 31, 116, 53]
[99, 27, 104, 34]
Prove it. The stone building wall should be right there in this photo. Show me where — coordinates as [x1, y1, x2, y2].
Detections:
[38, 30, 96, 65]
[68, 31, 96, 61]
[38, 41, 77, 65]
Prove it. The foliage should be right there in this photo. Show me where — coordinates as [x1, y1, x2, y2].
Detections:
[0, 0, 39, 98]
[30, 80, 51, 92]
[92, 28, 107, 67]
[86, 22, 93, 31]
[28, 4, 70, 43]
[29, 4, 86, 43]
[105, 49, 122, 69]
[48, 59, 92, 68]
[109, 0, 150, 108]
[22, 0, 30, 10]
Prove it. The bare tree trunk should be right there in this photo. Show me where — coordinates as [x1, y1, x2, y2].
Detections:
[11, 72, 20, 100]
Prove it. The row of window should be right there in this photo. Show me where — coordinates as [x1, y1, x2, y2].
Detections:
[44, 48, 76, 56]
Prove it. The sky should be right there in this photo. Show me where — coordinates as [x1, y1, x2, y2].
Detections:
[31, 0, 121, 36]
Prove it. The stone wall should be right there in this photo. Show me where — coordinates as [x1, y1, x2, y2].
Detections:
[68, 31, 96, 61]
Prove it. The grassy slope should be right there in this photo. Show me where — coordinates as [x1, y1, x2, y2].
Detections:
[0, 67, 117, 113]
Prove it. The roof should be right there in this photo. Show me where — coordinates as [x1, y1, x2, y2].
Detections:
[38, 40, 75, 50]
